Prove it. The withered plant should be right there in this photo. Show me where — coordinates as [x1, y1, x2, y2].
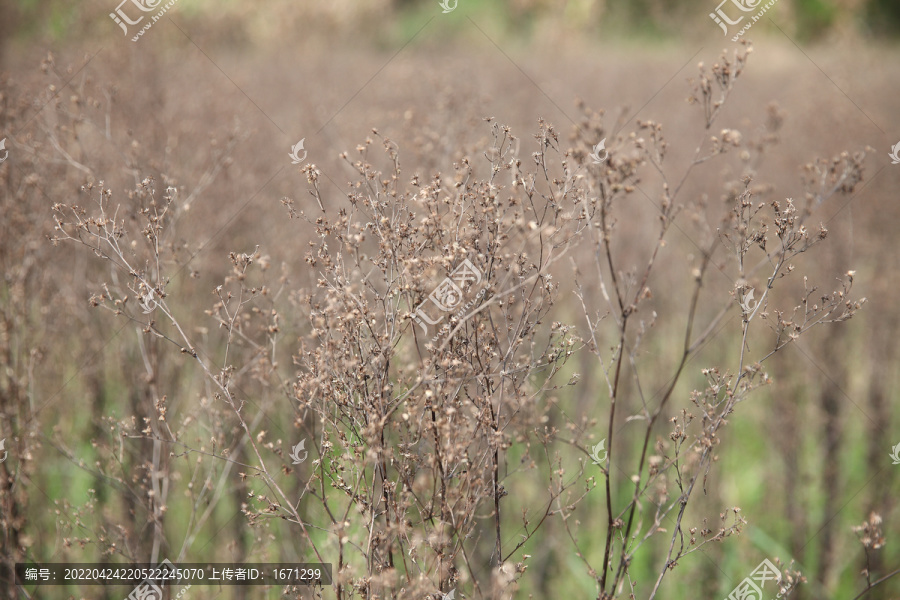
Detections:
[47, 45, 875, 600]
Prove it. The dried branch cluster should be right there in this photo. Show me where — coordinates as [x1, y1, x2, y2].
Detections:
[43, 45, 879, 600]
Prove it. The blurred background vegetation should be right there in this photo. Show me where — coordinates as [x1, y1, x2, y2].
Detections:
[1, 1, 899, 599]
[3, 0, 900, 48]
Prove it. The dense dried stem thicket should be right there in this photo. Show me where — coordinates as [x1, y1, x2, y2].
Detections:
[42, 45, 878, 600]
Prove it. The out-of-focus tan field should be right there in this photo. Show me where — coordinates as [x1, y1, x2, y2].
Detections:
[1, 1, 899, 599]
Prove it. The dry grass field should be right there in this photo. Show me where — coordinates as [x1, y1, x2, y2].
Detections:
[1, 1, 899, 599]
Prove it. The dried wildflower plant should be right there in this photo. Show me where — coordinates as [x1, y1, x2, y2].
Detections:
[852, 512, 897, 598]
[287, 122, 589, 598]
[561, 45, 864, 600]
[49, 45, 872, 600]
